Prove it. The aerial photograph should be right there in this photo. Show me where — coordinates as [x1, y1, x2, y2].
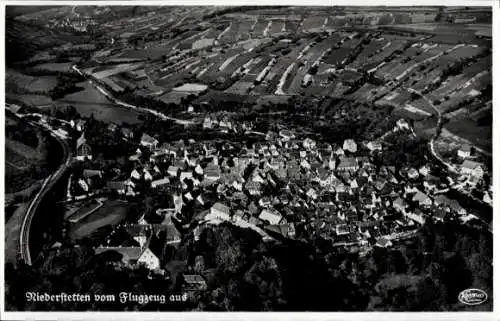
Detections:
[3, 5, 493, 312]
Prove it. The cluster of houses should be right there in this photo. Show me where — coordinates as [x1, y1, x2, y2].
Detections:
[96, 120, 485, 251]
[62, 113, 490, 289]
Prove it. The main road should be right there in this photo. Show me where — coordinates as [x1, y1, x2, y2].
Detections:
[18, 122, 72, 266]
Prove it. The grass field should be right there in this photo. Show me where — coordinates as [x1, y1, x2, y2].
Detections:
[5, 140, 45, 193]
[34, 62, 73, 72]
[6, 69, 58, 93]
[444, 118, 492, 152]
[5, 115, 48, 193]
[56, 81, 143, 124]
[68, 200, 129, 240]
[6, 93, 54, 106]
[87, 63, 143, 79]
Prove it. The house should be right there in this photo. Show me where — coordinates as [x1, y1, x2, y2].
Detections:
[259, 209, 283, 225]
[337, 157, 359, 172]
[393, 197, 407, 213]
[246, 181, 261, 196]
[131, 169, 142, 180]
[121, 127, 134, 139]
[203, 116, 213, 129]
[83, 169, 103, 179]
[76, 133, 92, 161]
[107, 123, 119, 132]
[434, 195, 466, 215]
[204, 165, 221, 181]
[279, 130, 295, 141]
[483, 191, 492, 205]
[144, 169, 153, 181]
[180, 171, 193, 182]
[461, 160, 484, 178]
[107, 180, 127, 194]
[75, 119, 86, 132]
[335, 224, 350, 236]
[419, 165, 430, 177]
[366, 141, 382, 152]
[137, 248, 160, 270]
[407, 168, 419, 179]
[259, 197, 272, 207]
[375, 237, 393, 248]
[306, 188, 318, 200]
[207, 202, 231, 221]
[343, 139, 357, 153]
[303, 138, 316, 150]
[406, 209, 426, 225]
[95, 246, 143, 266]
[140, 133, 159, 149]
[396, 119, 409, 130]
[412, 190, 432, 207]
[167, 166, 180, 177]
[219, 117, 232, 129]
[300, 159, 311, 169]
[151, 177, 170, 189]
[183, 274, 207, 291]
[457, 145, 471, 158]
[433, 208, 447, 222]
[317, 168, 333, 186]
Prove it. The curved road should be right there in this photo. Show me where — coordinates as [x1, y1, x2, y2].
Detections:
[404, 86, 458, 173]
[19, 123, 72, 266]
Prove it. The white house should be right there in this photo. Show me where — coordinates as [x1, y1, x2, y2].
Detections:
[366, 141, 382, 152]
[140, 133, 159, 150]
[343, 139, 357, 153]
[137, 248, 160, 270]
[143, 169, 153, 181]
[336, 157, 359, 172]
[412, 190, 432, 207]
[259, 209, 283, 225]
[151, 177, 170, 189]
[167, 166, 180, 177]
[396, 119, 409, 130]
[207, 203, 231, 221]
[461, 160, 484, 178]
[457, 145, 471, 158]
[130, 169, 142, 180]
[76, 133, 92, 161]
[407, 168, 419, 179]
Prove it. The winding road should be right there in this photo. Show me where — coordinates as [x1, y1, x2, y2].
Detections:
[18, 122, 72, 266]
[403, 86, 458, 173]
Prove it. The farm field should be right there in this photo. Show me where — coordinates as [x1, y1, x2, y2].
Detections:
[6, 93, 54, 106]
[33, 62, 73, 72]
[68, 200, 130, 239]
[444, 115, 492, 152]
[5, 116, 48, 193]
[87, 63, 144, 79]
[6, 70, 58, 93]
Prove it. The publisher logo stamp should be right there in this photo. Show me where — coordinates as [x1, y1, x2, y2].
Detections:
[458, 289, 488, 305]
